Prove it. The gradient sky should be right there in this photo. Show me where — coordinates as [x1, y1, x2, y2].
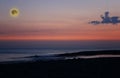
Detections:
[0, 0, 120, 40]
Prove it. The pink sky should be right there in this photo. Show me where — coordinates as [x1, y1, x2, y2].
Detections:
[0, 0, 120, 40]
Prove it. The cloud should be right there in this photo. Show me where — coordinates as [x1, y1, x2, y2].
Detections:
[89, 11, 120, 25]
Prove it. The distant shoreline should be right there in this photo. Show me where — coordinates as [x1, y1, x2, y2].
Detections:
[0, 50, 120, 64]
[57, 50, 120, 56]
[58, 50, 120, 59]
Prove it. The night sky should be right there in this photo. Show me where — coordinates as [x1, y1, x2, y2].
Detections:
[0, 0, 120, 40]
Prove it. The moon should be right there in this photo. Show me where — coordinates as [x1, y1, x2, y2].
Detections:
[10, 8, 19, 17]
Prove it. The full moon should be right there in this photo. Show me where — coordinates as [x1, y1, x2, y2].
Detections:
[10, 8, 19, 17]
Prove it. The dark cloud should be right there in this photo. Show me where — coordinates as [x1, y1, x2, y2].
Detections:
[89, 11, 120, 25]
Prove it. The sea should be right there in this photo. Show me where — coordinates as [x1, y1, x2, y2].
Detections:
[0, 40, 120, 62]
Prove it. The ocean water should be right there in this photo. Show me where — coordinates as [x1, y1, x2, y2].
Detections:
[0, 40, 120, 62]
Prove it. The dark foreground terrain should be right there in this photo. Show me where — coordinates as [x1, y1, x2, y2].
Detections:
[0, 50, 120, 78]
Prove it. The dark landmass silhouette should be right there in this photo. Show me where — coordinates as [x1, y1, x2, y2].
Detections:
[89, 11, 120, 25]
[0, 50, 120, 78]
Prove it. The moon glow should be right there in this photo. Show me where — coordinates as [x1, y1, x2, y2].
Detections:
[10, 8, 19, 17]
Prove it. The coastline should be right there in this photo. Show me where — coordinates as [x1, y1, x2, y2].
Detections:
[0, 50, 120, 78]
[0, 50, 120, 63]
